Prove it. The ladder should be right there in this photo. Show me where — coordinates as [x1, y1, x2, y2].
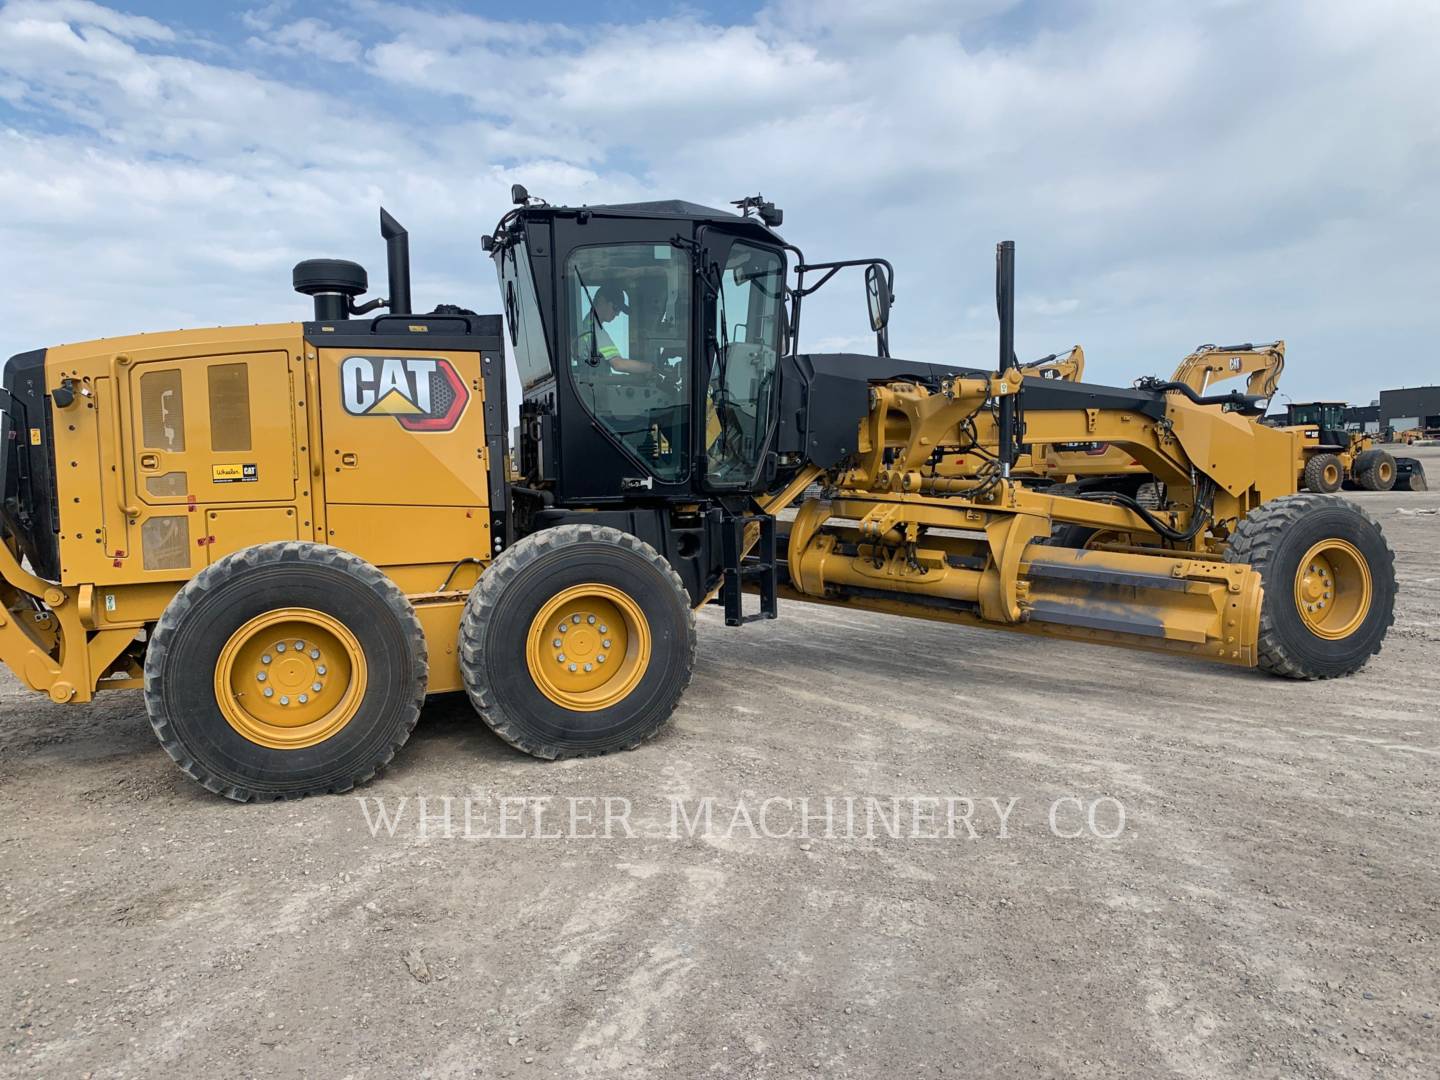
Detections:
[717, 512, 778, 627]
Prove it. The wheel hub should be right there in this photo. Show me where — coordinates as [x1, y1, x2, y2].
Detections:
[215, 609, 367, 748]
[1294, 540, 1372, 640]
[526, 584, 650, 711]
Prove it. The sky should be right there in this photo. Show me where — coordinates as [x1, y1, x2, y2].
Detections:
[1, 0, 1438, 406]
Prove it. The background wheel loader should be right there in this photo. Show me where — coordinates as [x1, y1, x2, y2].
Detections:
[1279, 402, 1427, 493]
[0, 192, 1399, 800]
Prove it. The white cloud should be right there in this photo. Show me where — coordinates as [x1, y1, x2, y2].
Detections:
[247, 17, 363, 63]
[3, 0, 174, 43]
[0, 0, 1437, 405]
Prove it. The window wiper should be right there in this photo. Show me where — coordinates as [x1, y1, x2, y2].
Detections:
[571, 264, 603, 367]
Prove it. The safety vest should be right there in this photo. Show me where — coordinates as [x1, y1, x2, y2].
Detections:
[579, 322, 621, 364]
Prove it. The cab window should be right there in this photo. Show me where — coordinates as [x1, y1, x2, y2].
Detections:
[498, 239, 554, 391]
[707, 242, 783, 485]
[565, 244, 692, 482]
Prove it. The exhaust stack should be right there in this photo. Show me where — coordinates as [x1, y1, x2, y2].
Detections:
[380, 208, 412, 316]
[995, 239, 1016, 477]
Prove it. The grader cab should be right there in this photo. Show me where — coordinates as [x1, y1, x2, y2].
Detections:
[0, 194, 1398, 800]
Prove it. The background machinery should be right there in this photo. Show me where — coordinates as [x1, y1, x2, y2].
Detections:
[1277, 401, 1426, 493]
[1019, 341, 1287, 492]
[951, 346, 1427, 504]
[0, 194, 1399, 800]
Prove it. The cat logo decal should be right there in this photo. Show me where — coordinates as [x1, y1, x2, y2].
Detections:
[340, 356, 469, 432]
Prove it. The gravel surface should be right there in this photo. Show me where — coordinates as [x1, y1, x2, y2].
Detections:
[2, 448, 1437, 1079]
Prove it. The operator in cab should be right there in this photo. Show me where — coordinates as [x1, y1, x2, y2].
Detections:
[581, 284, 654, 376]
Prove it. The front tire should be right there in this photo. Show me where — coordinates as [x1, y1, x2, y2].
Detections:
[459, 525, 695, 759]
[144, 543, 427, 801]
[1303, 452, 1343, 493]
[1225, 494, 1395, 679]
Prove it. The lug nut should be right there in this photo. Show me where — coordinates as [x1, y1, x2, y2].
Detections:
[553, 638, 562, 648]
[597, 654, 606, 663]
[263, 687, 274, 698]
[312, 682, 322, 692]
[298, 694, 308, 704]
[310, 649, 320, 660]
[602, 639, 612, 649]
[294, 641, 305, 651]
[572, 614, 581, 624]
[279, 695, 290, 705]
[568, 663, 577, 672]
[557, 653, 567, 663]
[559, 624, 568, 634]
[276, 643, 287, 653]
[587, 615, 596, 624]
[316, 665, 327, 675]
[583, 663, 593, 672]
[262, 653, 272, 664]
[257, 671, 267, 682]
[598, 625, 608, 634]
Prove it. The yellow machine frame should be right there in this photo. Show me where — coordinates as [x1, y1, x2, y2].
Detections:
[2, 324, 493, 703]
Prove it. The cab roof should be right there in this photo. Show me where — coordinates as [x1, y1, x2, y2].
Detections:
[573, 199, 741, 220]
[528, 199, 783, 241]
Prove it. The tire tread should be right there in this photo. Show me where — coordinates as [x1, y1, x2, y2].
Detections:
[143, 542, 427, 801]
[1224, 494, 1395, 679]
[458, 525, 695, 759]
[1302, 453, 1342, 493]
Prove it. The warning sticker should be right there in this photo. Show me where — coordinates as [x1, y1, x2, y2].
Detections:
[212, 463, 258, 483]
[28, 428, 41, 446]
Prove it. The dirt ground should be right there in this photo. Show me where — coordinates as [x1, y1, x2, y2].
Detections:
[2, 448, 1437, 1079]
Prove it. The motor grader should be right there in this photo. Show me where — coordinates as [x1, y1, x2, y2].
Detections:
[0, 193, 1398, 800]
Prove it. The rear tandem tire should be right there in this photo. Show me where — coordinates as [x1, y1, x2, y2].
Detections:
[1225, 494, 1395, 679]
[144, 542, 428, 801]
[1302, 453, 1343, 493]
[459, 525, 696, 759]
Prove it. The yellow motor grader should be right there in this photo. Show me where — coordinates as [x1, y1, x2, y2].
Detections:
[0, 194, 1397, 800]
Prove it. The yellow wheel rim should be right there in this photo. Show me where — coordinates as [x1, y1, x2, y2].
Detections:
[1323, 462, 1340, 487]
[1378, 460, 1394, 483]
[214, 608, 367, 749]
[525, 584, 651, 712]
[1294, 540, 1372, 640]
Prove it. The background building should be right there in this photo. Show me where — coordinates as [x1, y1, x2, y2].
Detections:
[1379, 386, 1440, 434]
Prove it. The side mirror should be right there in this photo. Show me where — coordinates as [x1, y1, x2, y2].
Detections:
[865, 263, 891, 332]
